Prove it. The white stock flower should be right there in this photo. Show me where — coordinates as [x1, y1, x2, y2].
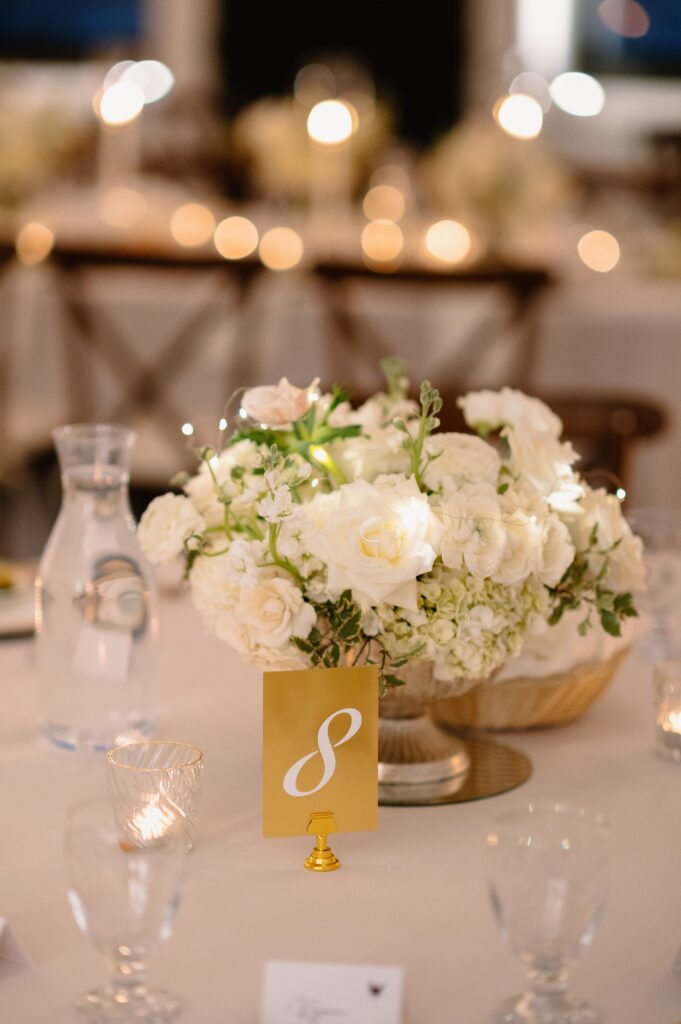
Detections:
[257, 484, 295, 523]
[459, 387, 563, 436]
[438, 484, 507, 579]
[184, 440, 261, 525]
[234, 576, 316, 649]
[138, 494, 205, 565]
[424, 432, 501, 493]
[306, 476, 438, 610]
[241, 377, 319, 427]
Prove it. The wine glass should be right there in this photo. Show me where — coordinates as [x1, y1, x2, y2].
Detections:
[625, 507, 681, 661]
[64, 798, 187, 1022]
[486, 802, 608, 1024]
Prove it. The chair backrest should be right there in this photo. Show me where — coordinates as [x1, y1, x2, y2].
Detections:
[435, 390, 667, 491]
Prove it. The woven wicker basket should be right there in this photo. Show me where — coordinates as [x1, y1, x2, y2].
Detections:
[431, 647, 630, 732]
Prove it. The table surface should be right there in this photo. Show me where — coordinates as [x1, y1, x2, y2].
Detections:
[2, 593, 681, 1024]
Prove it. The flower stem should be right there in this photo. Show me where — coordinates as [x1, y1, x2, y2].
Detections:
[268, 524, 304, 585]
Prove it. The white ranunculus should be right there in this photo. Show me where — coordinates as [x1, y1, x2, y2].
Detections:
[241, 377, 319, 427]
[539, 515, 575, 586]
[506, 424, 579, 497]
[189, 553, 241, 634]
[459, 387, 563, 436]
[306, 476, 438, 610]
[138, 494, 205, 565]
[235, 576, 316, 649]
[438, 484, 507, 579]
[184, 440, 261, 525]
[492, 498, 545, 585]
[424, 432, 501, 493]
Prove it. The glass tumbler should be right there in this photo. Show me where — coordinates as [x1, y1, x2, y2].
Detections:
[64, 798, 186, 1022]
[653, 661, 681, 761]
[107, 741, 204, 852]
[486, 802, 609, 1024]
[35, 424, 159, 752]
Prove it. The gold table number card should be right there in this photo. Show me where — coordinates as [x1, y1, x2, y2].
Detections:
[263, 665, 379, 838]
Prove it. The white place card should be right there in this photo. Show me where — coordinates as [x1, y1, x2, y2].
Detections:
[73, 623, 132, 681]
[0, 918, 31, 976]
[262, 960, 404, 1024]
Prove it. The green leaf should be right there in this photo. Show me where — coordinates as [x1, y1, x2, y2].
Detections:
[497, 482, 510, 495]
[382, 673, 406, 690]
[548, 604, 565, 626]
[599, 609, 622, 637]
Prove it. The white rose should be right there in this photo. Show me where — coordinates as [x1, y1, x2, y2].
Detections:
[241, 377, 320, 427]
[424, 432, 501, 493]
[574, 488, 645, 592]
[539, 515, 575, 586]
[458, 387, 563, 436]
[189, 553, 240, 634]
[306, 476, 438, 611]
[331, 431, 410, 483]
[139, 494, 205, 565]
[438, 484, 507, 579]
[505, 423, 579, 497]
[235, 576, 316, 649]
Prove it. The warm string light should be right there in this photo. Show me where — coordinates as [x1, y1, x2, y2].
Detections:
[16, 222, 54, 266]
[578, 230, 621, 273]
[362, 185, 406, 222]
[214, 216, 259, 260]
[170, 204, 216, 247]
[307, 99, 354, 145]
[494, 93, 543, 139]
[361, 219, 403, 267]
[550, 72, 605, 118]
[423, 220, 472, 266]
[259, 227, 304, 271]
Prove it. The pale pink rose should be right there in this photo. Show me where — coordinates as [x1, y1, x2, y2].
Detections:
[241, 377, 320, 428]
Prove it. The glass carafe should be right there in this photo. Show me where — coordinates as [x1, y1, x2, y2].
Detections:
[35, 424, 159, 752]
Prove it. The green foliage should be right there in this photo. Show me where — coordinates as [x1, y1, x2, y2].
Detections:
[380, 355, 409, 399]
[395, 380, 443, 492]
[547, 527, 638, 638]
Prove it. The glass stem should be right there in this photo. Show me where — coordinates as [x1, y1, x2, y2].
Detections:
[107, 951, 149, 999]
[518, 966, 572, 1018]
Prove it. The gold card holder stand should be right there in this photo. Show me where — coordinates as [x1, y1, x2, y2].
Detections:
[304, 811, 340, 872]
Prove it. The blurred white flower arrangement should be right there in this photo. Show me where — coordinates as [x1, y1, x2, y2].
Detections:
[140, 359, 644, 695]
[421, 117, 574, 245]
[0, 98, 84, 208]
[233, 95, 390, 204]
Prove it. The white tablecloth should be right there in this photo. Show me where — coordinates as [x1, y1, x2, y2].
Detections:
[1, 594, 681, 1023]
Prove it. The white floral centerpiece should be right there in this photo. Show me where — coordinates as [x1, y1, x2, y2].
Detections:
[139, 360, 644, 702]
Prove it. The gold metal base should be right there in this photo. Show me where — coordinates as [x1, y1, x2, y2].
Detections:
[378, 734, 532, 806]
[304, 841, 341, 872]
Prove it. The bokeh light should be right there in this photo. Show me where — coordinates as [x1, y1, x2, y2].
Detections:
[424, 220, 472, 265]
[122, 60, 175, 104]
[495, 93, 543, 139]
[550, 72, 605, 117]
[259, 227, 304, 270]
[102, 60, 135, 91]
[294, 64, 336, 107]
[361, 219, 403, 264]
[170, 204, 216, 247]
[214, 216, 259, 260]
[99, 81, 145, 126]
[362, 185, 406, 222]
[577, 230, 620, 272]
[307, 100, 354, 144]
[509, 71, 552, 113]
[16, 222, 54, 266]
[598, 0, 650, 38]
[98, 187, 147, 228]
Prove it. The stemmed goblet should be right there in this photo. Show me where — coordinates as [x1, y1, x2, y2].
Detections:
[486, 802, 608, 1024]
[64, 798, 186, 1022]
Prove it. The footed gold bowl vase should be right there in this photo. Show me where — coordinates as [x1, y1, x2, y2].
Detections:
[378, 662, 474, 805]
